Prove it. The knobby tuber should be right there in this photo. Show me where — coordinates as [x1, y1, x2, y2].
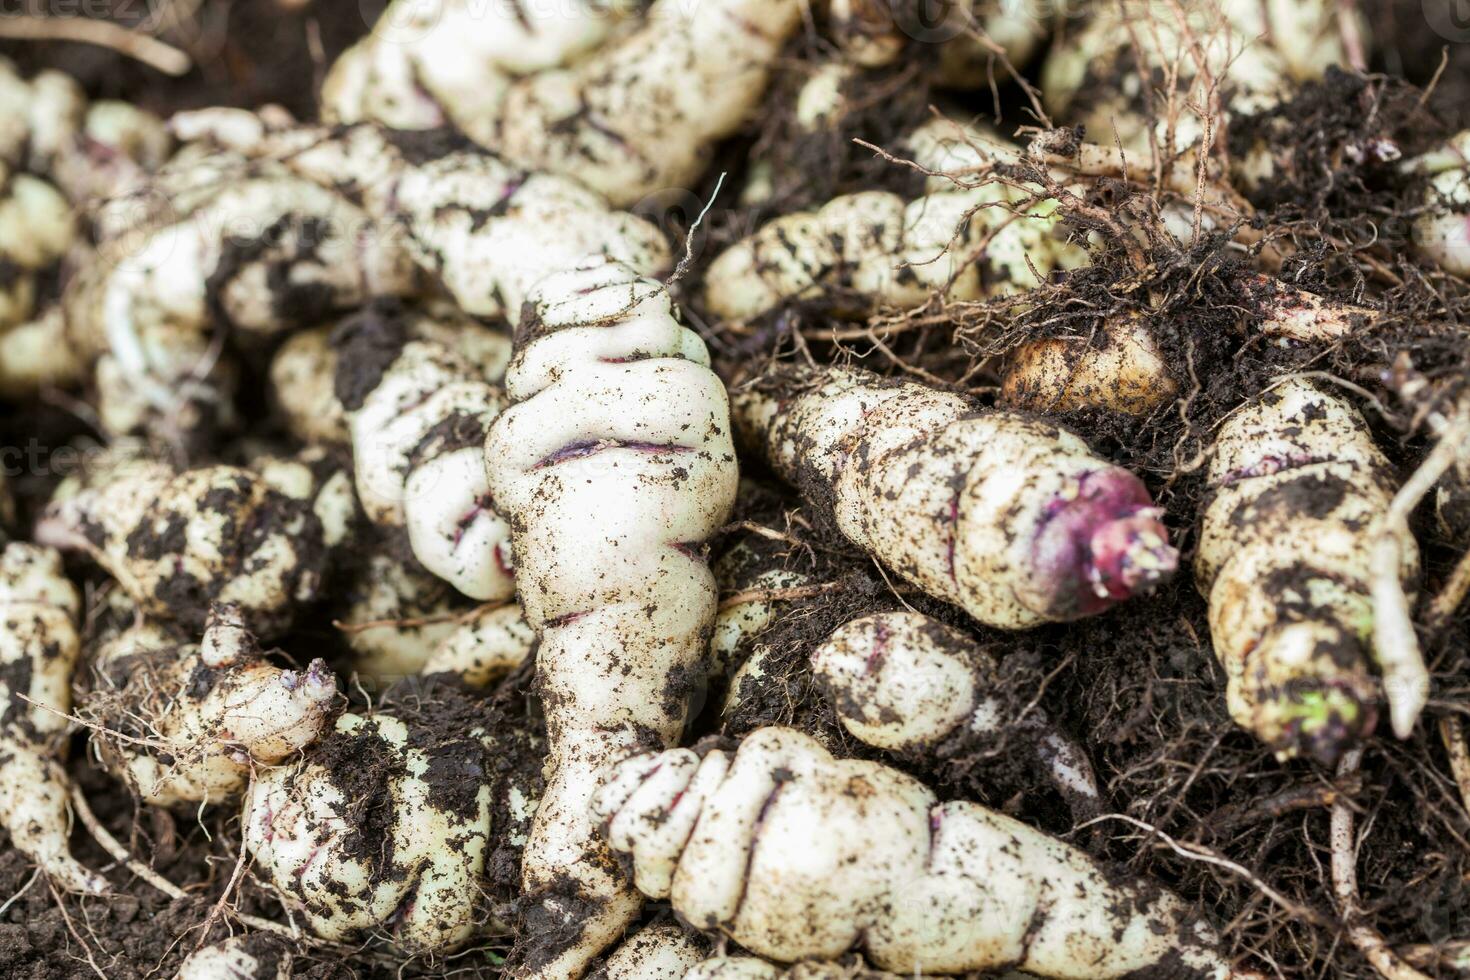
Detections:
[332, 301, 515, 599]
[243, 706, 539, 953]
[323, 0, 617, 141]
[175, 934, 290, 980]
[703, 153, 1063, 323]
[335, 0, 799, 206]
[62, 138, 418, 440]
[734, 366, 1177, 628]
[0, 542, 105, 894]
[812, 611, 1101, 818]
[1001, 276, 1379, 416]
[594, 726, 1245, 979]
[484, 258, 739, 978]
[36, 458, 335, 638]
[83, 603, 335, 807]
[1196, 379, 1420, 760]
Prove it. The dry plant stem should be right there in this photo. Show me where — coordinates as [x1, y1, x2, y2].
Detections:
[1440, 717, 1470, 819]
[1371, 415, 1470, 739]
[717, 582, 840, 612]
[1330, 749, 1432, 980]
[0, 16, 191, 75]
[67, 783, 297, 939]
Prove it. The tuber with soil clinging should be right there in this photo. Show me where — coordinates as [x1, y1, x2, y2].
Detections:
[484, 258, 739, 978]
[594, 726, 1247, 979]
[0, 543, 105, 894]
[734, 366, 1177, 628]
[1196, 379, 1420, 760]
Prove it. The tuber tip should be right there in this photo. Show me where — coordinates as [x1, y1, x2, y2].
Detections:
[1086, 508, 1179, 601]
[1272, 683, 1377, 766]
[1031, 469, 1178, 619]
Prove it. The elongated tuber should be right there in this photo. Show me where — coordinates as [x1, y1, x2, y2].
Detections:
[703, 173, 1061, 323]
[1196, 379, 1419, 760]
[84, 603, 335, 806]
[594, 726, 1243, 979]
[484, 258, 739, 977]
[812, 611, 1100, 817]
[735, 366, 1177, 628]
[0, 542, 105, 894]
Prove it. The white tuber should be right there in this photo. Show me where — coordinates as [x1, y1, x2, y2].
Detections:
[332, 301, 516, 599]
[0, 542, 105, 894]
[1196, 379, 1420, 761]
[594, 726, 1246, 979]
[36, 460, 334, 638]
[734, 366, 1177, 628]
[703, 172, 1062, 323]
[495, 0, 799, 206]
[175, 934, 290, 980]
[1403, 130, 1470, 278]
[85, 603, 336, 807]
[242, 704, 537, 953]
[484, 258, 739, 978]
[811, 611, 1100, 816]
[322, 0, 618, 140]
[62, 145, 418, 438]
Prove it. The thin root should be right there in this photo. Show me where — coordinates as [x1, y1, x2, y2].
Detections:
[1330, 749, 1433, 980]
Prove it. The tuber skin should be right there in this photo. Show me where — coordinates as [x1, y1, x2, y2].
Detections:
[1403, 130, 1470, 278]
[734, 366, 1177, 628]
[332, 0, 799, 205]
[494, 0, 799, 206]
[483, 258, 739, 979]
[85, 603, 336, 807]
[174, 934, 290, 980]
[1196, 379, 1419, 762]
[242, 706, 540, 953]
[593, 726, 1246, 979]
[332, 301, 516, 600]
[1000, 277, 1378, 416]
[268, 326, 349, 446]
[0, 543, 106, 894]
[601, 922, 711, 980]
[811, 611, 1101, 820]
[36, 460, 334, 639]
[61, 140, 418, 440]
[702, 170, 1062, 323]
[168, 113, 674, 322]
[1001, 311, 1178, 416]
[322, 0, 618, 142]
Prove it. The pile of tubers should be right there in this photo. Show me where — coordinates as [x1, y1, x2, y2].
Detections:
[0, 1, 1468, 978]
